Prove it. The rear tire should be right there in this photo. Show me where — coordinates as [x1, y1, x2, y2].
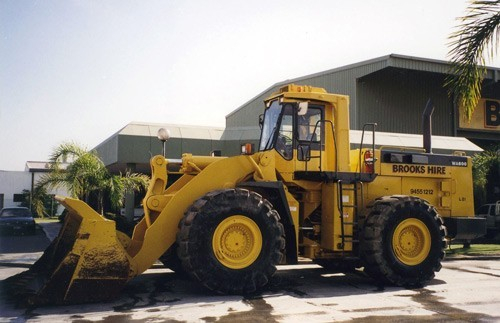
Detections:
[360, 196, 446, 287]
[177, 189, 285, 294]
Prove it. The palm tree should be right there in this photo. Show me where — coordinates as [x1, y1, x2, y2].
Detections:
[472, 147, 500, 207]
[446, 0, 500, 120]
[36, 142, 149, 215]
[20, 187, 53, 218]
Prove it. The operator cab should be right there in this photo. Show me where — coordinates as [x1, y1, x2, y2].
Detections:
[259, 99, 324, 161]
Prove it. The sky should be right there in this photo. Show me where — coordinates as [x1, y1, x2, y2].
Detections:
[1, 0, 499, 171]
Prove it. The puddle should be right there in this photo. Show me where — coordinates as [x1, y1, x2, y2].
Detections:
[205, 296, 280, 322]
[72, 313, 179, 323]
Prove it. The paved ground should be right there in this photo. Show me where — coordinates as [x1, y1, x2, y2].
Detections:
[0, 222, 499, 322]
[0, 225, 50, 254]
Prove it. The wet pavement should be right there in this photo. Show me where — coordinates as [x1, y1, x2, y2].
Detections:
[0, 222, 499, 322]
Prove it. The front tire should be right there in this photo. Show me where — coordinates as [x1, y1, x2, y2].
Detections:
[360, 196, 447, 287]
[177, 189, 285, 294]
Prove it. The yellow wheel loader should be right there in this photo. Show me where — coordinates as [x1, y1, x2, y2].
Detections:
[6, 84, 486, 305]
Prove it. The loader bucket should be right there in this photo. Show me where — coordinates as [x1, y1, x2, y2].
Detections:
[4, 197, 134, 306]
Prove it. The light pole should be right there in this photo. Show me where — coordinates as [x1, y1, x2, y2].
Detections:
[157, 128, 170, 157]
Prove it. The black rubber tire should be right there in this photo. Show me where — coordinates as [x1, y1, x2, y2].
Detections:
[360, 195, 447, 288]
[177, 188, 285, 294]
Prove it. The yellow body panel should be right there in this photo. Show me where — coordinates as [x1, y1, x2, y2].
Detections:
[362, 153, 475, 218]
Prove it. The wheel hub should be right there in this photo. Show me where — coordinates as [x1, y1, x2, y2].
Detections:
[212, 215, 262, 269]
[392, 218, 431, 266]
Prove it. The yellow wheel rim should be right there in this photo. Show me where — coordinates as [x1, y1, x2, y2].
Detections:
[392, 218, 431, 266]
[212, 215, 262, 269]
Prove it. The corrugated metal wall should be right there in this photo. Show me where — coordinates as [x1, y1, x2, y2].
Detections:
[357, 67, 453, 135]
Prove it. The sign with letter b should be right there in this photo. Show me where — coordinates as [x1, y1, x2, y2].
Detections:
[459, 98, 500, 131]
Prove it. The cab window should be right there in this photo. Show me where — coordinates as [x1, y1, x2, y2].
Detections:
[275, 104, 294, 160]
[296, 106, 323, 161]
[297, 107, 322, 142]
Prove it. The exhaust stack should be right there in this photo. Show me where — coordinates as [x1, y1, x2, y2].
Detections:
[422, 99, 434, 153]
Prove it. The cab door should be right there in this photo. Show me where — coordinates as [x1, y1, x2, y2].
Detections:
[294, 105, 324, 173]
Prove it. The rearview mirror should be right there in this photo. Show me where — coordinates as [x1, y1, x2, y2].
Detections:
[258, 114, 264, 129]
[298, 102, 308, 116]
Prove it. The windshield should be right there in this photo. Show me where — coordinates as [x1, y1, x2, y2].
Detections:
[259, 100, 282, 151]
[258, 101, 295, 159]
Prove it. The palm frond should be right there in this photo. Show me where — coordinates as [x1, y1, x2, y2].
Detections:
[49, 141, 89, 169]
[30, 185, 49, 217]
[121, 172, 150, 191]
[446, 0, 500, 120]
[107, 175, 126, 210]
[36, 171, 77, 197]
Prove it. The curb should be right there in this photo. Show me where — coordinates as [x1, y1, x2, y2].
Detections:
[443, 255, 500, 261]
[0, 263, 32, 268]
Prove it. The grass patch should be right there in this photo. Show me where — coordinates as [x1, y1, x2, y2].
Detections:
[446, 243, 500, 257]
[35, 217, 60, 223]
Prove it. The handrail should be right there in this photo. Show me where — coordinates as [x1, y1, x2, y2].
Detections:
[307, 119, 336, 173]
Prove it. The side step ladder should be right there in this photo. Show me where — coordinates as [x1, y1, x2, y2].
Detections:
[337, 180, 365, 251]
